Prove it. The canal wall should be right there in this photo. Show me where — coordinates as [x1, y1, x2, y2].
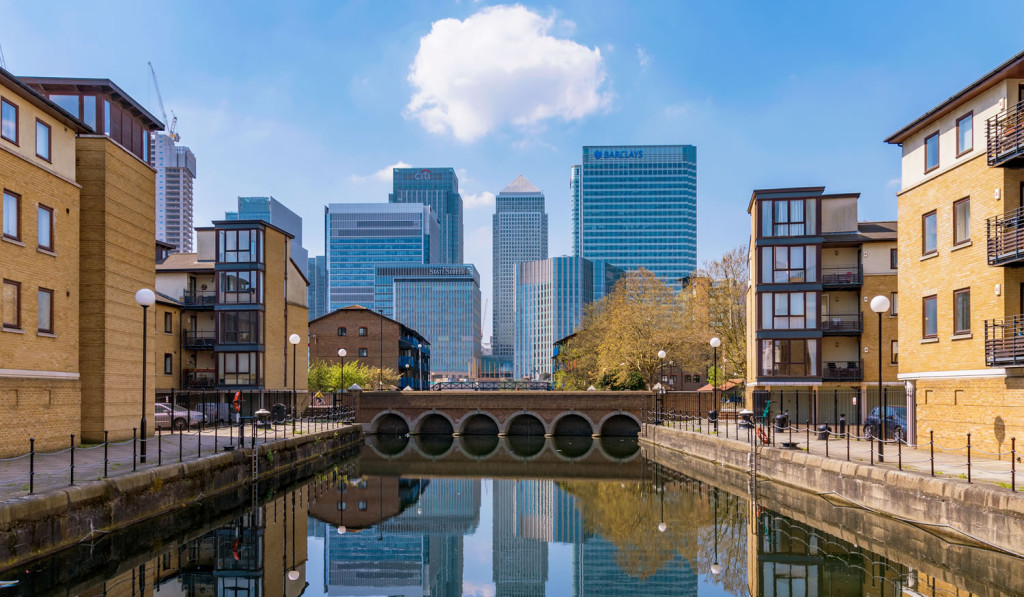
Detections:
[0, 425, 363, 570]
[642, 425, 1024, 559]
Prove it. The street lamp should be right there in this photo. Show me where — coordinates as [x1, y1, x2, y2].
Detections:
[417, 343, 423, 390]
[338, 348, 346, 415]
[710, 337, 721, 427]
[657, 350, 667, 424]
[869, 295, 891, 462]
[290, 333, 301, 434]
[135, 288, 155, 463]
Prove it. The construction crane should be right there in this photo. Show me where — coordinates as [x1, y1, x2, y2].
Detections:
[147, 61, 179, 141]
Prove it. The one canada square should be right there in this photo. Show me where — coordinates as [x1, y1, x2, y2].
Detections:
[571, 145, 697, 285]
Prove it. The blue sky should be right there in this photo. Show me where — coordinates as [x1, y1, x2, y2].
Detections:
[3, 1, 1023, 338]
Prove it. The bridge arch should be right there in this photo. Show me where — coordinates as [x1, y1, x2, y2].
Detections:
[504, 434, 547, 460]
[412, 433, 456, 458]
[598, 436, 641, 461]
[458, 412, 501, 436]
[413, 412, 456, 436]
[552, 434, 595, 460]
[504, 411, 548, 436]
[457, 434, 501, 459]
[551, 412, 595, 437]
[370, 411, 411, 435]
[367, 433, 411, 458]
[597, 412, 642, 437]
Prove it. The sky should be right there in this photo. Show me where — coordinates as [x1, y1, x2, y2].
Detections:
[3, 1, 1023, 339]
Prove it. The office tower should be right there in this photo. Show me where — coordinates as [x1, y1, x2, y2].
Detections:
[514, 257, 620, 379]
[307, 255, 327, 320]
[226, 196, 308, 276]
[493, 175, 548, 363]
[572, 145, 697, 286]
[375, 264, 482, 379]
[324, 203, 440, 311]
[150, 132, 196, 252]
[390, 167, 464, 263]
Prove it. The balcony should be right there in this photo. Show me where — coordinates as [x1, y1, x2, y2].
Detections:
[986, 99, 1024, 167]
[182, 290, 216, 309]
[987, 206, 1024, 266]
[820, 313, 863, 334]
[985, 315, 1024, 366]
[183, 369, 216, 389]
[823, 360, 863, 381]
[183, 330, 216, 350]
[821, 265, 862, 289]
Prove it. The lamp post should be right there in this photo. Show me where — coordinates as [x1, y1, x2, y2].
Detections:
[710, 337, 721, 421]
[338, 348, 346, 414]
[417, 343, 423, 390]
[404, 363, 411, 389]
[289, 333, 301, 434]
[869, 295, 891, 462]
[657, 350, 667, 424]
[135, 289, 155, 463]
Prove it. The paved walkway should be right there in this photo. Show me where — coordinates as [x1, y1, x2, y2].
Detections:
[0, 418, 351, 501]
[653, 415, 1022, 492]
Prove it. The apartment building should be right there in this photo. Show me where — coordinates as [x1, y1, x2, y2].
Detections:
[745, 187, 899, 430]
[155, 220, 309, 393]
[885, 51, 1024, 452]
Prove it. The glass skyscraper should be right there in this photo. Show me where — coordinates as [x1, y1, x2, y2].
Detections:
[226, 195, 308, 276]
[374, 264, 481, 379]
[572, 145, 697, 286]
[492, 175, 548, 363]
[306, 255, 327, 321]
[390, 168, 464, 264]
[324, 203, 440, 312]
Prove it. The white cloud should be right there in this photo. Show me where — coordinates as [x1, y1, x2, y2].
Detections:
[463, 191, 496, 209]
[406, 5, 610, 142]
[349, 161, 412, 183]
[636, 45, 651, 70]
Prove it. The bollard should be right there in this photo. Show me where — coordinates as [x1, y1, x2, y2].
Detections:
[930, 430, 935, 477]
[70, 434, 75, 486]
[839, 414, 846, 439]
[29, 438, 35, 495]
[967, 433, 972, 484]
[132, 428, 137, 471]
[1012, 437, 1016, 492]
[104, 431, 109, 478]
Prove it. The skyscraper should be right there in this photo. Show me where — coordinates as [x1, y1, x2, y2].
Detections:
[225, 196, 308, 276]
[390, 167, 464, 263]
[572, 145, 697, 286]
[306, 255, 327, 321]
[493, 175, 548, 362]
[324, 203, 440, 311]
[151, 132, 196, 252]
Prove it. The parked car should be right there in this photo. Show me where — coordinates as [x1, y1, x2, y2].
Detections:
[863, 406, 907, 442]
[155, 403, 204, 431]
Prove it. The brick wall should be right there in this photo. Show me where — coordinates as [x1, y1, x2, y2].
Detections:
[309, 309, 402, 376]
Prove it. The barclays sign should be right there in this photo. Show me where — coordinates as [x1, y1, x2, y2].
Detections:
[593, 149, 644, 160]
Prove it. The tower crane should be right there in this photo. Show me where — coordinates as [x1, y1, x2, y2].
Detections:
[147, 61, 179, 141]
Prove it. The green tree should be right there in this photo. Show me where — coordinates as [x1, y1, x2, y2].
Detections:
[308, 360, 402, 392]
[681, 245, 748, 381]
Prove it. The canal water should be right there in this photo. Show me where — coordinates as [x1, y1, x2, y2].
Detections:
[1, 434, 1020, 595]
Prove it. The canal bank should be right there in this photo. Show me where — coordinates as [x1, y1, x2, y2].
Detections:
[0, 424, 363, 570]
[642, 424, 1024, 559]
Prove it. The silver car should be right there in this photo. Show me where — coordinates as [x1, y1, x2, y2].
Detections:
[155, 403, 204, 431]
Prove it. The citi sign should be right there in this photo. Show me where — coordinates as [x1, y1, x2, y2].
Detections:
[414, 169, 432, 180]
[593, 149, 644, 160]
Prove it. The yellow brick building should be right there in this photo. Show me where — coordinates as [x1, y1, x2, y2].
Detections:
[885, 51, 1024, 453]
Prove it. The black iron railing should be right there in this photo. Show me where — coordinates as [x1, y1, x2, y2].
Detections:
[987, 99, 1024, 167]
[430, 380, 553, 391]
[821, 265, 862, 287]
[820, 313, 863, 333]
[183, 330, 216, 349]
[986, 205, 1024, 266]
[985, 314, 1024, 366]
[183, 369, 217, 388]
[823, 360, 863, 381]
[182, 290, 216, 308]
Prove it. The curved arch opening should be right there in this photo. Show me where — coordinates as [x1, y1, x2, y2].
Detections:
[599, 435, 640, 460]
[375, 413, 410, 435]
[417, 413, 454, 436]
[506, 434, 546, 458]
[372, 433, 410, 457]
[553, 414, 593, 437]
[461, 434, 500, 458]
[553, 434, 593, 459]
[506, 414, 546, 436]
[415, 433, 454, 457]
[600, 414, 641, 437]
[461, 413, 500, 435]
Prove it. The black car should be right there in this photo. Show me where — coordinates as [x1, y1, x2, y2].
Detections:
[863, 405, 907, 442]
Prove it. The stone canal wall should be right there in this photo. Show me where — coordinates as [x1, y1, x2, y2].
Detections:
[642, 425, 1024, 558]
[0, 425, 363, 570]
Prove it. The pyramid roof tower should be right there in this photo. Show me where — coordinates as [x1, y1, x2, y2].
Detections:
[500, 175, 542, 194]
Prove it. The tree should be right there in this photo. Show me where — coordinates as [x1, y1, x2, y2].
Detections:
[681, 245, 748, 381]
[307, 360, 401, 392]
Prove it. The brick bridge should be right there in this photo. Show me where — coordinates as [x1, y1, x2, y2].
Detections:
[352, 390, 659, 437]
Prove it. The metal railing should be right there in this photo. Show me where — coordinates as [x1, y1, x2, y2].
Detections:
[429, 380, 553, 391]
[821, 265, 862, 287]
[985, 314, 1024, 366]
[181, 290, 217, 308]
[183, 369, 217, 388]
[823, 360, 863, 381]
[820, 313, 862, 333]
[986, 205, 1024, 265]
[183, 330, 216, 349]
[987, 98, 1024, 166]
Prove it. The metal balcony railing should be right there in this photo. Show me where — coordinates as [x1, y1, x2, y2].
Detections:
[822, 360, 863, 381]
[183, 369, 216, 389]
[987, 99, 1024, 167]
[986, 205, 1024, 266]
[182, 290, 216, 308]
[820, 313, 863, 334]
[182, 330, 216, 349]
[985, 314, 1024, 367]
[821, 265, 862, 288]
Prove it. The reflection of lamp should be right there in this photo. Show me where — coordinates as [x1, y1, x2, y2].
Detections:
[657, 463, 667, 532]
[337, 476, 346, 534]
[288, 489, 300, 581]
[711, 487, 722, 575]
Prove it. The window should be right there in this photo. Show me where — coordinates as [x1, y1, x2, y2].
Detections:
[218, 270, 263, 304]
[760, 339, 818, 377]
[37, 205, 53, 251]
[890, 292, 898, 316]
[956, 112, 973, 156]
[891, 340, 898, 364]
[3, 190, 19, 240]
[164, 354, 173, 375]
[49, 95, 79, 117]
[82, 96, 96, 130]
[922, 211, 937, 255]
[358, 501, 367, 511]
[35, 120, 50, 162]
[954, 288, 971, 334]
[358, 348, 368, 357]
[103, 100, 110, 135]
[164, 312, 173, 334]
[358, 327, 368, 336]
[2, 280, 20, 330]
[218, 228, 264, 263]
[37, 288, 53, 333]
[217, 311, 263, 344]
[760, 291, 817, 330]
[337, 327, 347, 336]
[1, 98, 17, 144]
[953, 198, 970, 245]
[923, 295, 938, 338]
[218, 352, 261, 386]
[760, 245, 818, 283]
[924, 132, 939, 172]
[890, 248, 898, 270]
[760, 198, 818, 238]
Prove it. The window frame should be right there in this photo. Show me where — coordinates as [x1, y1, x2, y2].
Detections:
[164, 353, 173, 375]
[922, 294, 938, 339]
[37, 204, 54, 251]
[2, 279, 21, 330]
[358, 327, 368, 336]
[358, 348, 368, 357]
[37, 287, 53, 334]
[953, 197, 970, 246]
[1, 97, 18, 145]
[337, 327, 347, 336]
[35, 119, 51, 162]
[924, 131, 939, 173]
[890, 292, 898, 316]
[890, 248, 898, 270]
[758, 197, 819, 239]
[956, 112, 973, 157]
[3, 190, 20, 241]
[891, 340, 898, 364]
[164, 312, 173, 334]
[953, 288, 971, 335]
[922, 210, 937, 255]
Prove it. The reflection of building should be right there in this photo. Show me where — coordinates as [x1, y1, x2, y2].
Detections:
[573, 536, 697, 596]
[493, 479, 548, 596]
[383, 478, 481, 535]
